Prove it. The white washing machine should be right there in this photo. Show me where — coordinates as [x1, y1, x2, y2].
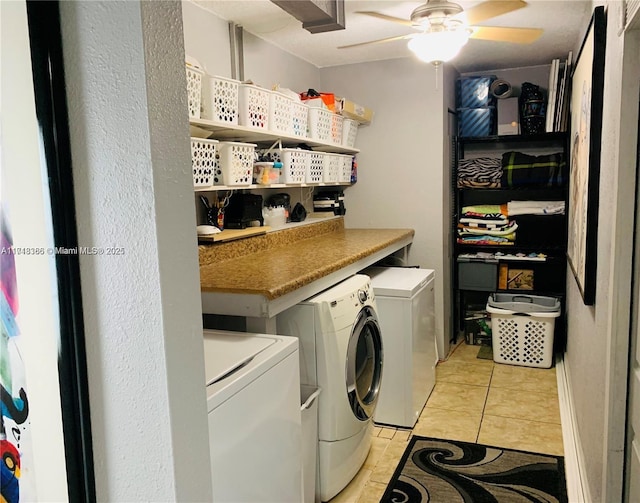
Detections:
[365, 267, 437, 429]
[277, 274, 383, 502]
[203, 329, 302, 503]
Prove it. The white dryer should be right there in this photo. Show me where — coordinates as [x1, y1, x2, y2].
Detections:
[277, 274, 383, 502]
[203, 329, 302, 503]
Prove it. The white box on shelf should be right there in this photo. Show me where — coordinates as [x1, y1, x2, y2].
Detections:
[185, 64, 204, 119]
[269, 91, 294, 135]
[330, 113, 343, 145]
[190, 138, 219, 188]
[322, 153, 341, 183]
[291, 100, 308, 138]
[201, 75, 239, 124]
[338, 154, 353, 183]
[306, 152, 324, 184]
[341, 118, 359, 148]
[307, 108, 333, 143]
[217, 141, 256, 186]
[238, 84, 270, 130]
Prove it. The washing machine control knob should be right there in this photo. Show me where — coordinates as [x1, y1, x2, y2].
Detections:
[358, 289, 368, 304]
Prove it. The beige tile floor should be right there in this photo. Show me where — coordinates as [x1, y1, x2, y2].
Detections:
[328, 341, 564, 503]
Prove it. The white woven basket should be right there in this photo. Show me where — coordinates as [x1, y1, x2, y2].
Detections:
[291, 100, 309, 138]
[307, 152, 324, 184]
[308, 108, 333, 143]
[322, 152, 341, 183]
[338, 154, 353, 183]
[341, 118, 359, 148]
[201, 75, 239, 124]
[217, 141, 256, 186]
[239, 84, 270, 130]
[330, 113, 343, 145]
[185, 65, 203, 119]
[190, 138, 219, 187]
[269, 91, 293, 135]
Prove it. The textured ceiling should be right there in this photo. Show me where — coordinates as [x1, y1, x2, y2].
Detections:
[191, 0, 594, 73]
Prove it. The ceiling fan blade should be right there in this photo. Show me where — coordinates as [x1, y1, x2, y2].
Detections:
[460, 0, 528, 26]
[355, 11, 415, 27]
[338, 33, 414, 49]
[469, 26, 543, 44]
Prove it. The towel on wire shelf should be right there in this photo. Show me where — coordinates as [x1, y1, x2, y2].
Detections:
[501, 151, 565, 187]
[507, 200, 565, 216]
[457, 234, 515, 245]
[461, 204, 508, 216]
[457, 157, 502, 188]
[458, 220, 518, 236]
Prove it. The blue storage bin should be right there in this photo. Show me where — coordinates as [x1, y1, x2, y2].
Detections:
[457, 75, 497, 108]
[458, 107, 497, 138]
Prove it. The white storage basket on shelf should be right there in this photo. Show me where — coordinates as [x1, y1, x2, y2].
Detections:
[190, 138, 219, 187]
[341, 118, 359, 148]
[259, 145, 308, 184]
[185, 64, 204, 119]
[486, 293, 561, 369]
[200, 75, 239, 124]
[269, 91, 293, 135]
[238, 84, 270, 130]
[338, 154, 353, 183]
[322, 152, 341, 183]
[217, 141, 256, 186]
[307, 152, 324, 184]
[307, 108, 333, 143]
[291, 100, 308, 138]
[330, 113, 344, 145]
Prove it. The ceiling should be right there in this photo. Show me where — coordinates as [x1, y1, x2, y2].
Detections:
[191, 0, 593, 73]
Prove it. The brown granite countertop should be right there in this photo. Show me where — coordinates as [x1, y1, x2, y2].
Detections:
[199, 219, 414, 300]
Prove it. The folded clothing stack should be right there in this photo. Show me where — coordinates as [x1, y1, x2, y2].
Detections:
[457, 204, 517, 246]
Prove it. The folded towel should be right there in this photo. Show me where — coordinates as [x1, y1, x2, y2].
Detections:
[457, 157, 503, 188]
[458, 220, 518, 236]
[507, 200, 566, 216]
[461, 204, 508, 216]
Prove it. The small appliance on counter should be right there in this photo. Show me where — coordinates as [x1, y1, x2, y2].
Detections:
[266, 193, 291, 222]
[313, 190, 345, 215]
[224, 193, 264, 229]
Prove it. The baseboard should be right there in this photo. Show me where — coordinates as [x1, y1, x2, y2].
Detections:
[556, 354, 592, 502]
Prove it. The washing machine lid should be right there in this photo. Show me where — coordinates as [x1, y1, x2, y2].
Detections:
[203, 331, 276, 386]
[365, 267, 435, 298]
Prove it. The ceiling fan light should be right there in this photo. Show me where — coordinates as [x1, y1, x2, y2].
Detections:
[407, 29, 469, 65]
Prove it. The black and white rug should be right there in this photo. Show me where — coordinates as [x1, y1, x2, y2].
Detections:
[380, 436, 567, 503]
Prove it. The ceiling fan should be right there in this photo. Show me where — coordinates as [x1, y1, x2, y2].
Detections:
[338, 0, 543, 66]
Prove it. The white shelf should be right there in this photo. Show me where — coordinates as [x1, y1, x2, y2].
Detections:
[190, 118, 360, 154]
[194, 181, 350, 192]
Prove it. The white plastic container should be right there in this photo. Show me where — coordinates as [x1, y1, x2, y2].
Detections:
[239, 84, 270, 130]
[322, 153, 341, 183]
[486, 293, 561, 369]
[307, 108, 333, 143]
[338, 154, 353, 183]
[201, 75, 239, 124]
[306, 152, 324, 184]
[185, 64, 204, 119]
[269, 91, 294, 135]
[330, 113, 343, 145]
[291, 100, 309, 138]
[341, 118, 359, 148]
[217, 141, 257, 186]
[190, 138, 219, 187]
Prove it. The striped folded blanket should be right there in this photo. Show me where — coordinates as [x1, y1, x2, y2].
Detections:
[457, 157, 503, 188]
[501, 151, 565, 187]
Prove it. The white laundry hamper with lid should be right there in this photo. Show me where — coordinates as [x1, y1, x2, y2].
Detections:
[486, 293, 561, 369]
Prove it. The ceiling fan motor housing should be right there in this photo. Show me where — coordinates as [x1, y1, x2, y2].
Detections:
[410, 0, 464, 27]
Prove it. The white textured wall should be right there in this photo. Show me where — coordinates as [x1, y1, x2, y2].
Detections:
[59, 1, 212, 500]
[1, 1, 68, 499]
[320, 59, 453, 359]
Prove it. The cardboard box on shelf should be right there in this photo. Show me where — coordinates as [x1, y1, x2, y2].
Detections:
[337, 98, 374, 124]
